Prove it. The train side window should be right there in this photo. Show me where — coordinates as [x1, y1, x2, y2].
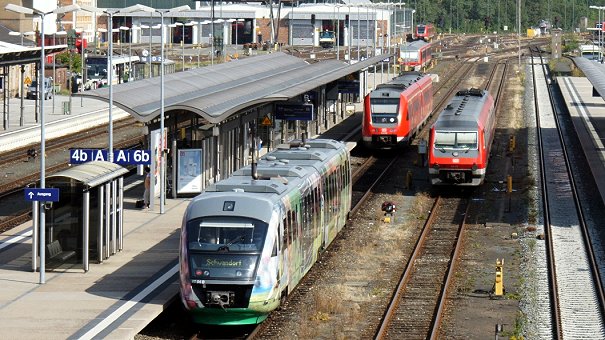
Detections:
[282, 217, 288, 247]
[272, 236, 278, 257]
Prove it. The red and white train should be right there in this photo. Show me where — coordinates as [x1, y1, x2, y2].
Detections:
[428, 88, 496, 186]
[416, 24, 435, 41]
[400, 40, 433, 72]
[362, 72, 434, 147]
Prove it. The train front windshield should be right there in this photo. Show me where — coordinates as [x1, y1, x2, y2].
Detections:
[86, 58, 107, 79]
[400, 50, 419, 62]
[370, 98, 400, 123]
[418, 26, 426, 34]
[320, 31, 335, 39]
[186, 217, 268, 280]
[433, 131, 478, 150]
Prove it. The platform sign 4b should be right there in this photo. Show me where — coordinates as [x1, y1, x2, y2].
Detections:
[70, 149, 151, 165]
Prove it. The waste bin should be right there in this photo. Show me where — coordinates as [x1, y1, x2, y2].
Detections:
[63, 101, 71, 115]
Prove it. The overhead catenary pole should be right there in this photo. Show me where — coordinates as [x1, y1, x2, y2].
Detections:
[5, 2, 81, 284]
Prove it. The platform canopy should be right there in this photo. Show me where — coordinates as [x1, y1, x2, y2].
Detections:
[574, 57, 605, 99]
[47, 161, 129, 188]
[78, 52, 393, 124]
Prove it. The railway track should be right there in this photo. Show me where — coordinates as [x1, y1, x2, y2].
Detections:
[375, 195, 469, 339]
[531, 47, 605, 338]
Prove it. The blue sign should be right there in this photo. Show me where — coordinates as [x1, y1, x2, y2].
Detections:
[275, 103, 314, 121]
[70, 149, 151, 165]
[24, 188, 60, 202]
[337, 80, 360, 94]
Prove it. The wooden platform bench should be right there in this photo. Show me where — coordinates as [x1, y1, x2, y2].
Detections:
[46, 240, 76, 262]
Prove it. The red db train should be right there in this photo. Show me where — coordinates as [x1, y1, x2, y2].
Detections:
[416, 24, 435, 41]
[362, 72, 434, 147]
[428, 88, 496, 186]
[399, 40, 433, 72]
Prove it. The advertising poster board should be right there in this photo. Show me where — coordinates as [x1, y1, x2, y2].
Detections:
[177, 149, 203, 195]
[150, 128, 167, 199]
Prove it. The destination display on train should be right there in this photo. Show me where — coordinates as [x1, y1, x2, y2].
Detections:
[69, 149, 151, 165]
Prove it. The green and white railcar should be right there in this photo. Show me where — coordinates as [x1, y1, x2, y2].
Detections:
[180, 139, 351, 325]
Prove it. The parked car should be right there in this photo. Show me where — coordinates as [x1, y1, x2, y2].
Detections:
[27, 78, 53, 100]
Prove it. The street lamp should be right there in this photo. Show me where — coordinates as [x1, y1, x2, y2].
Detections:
[132, 4, 190, 214]
[5, 2, 80, 284]
[590, 6, 605, 63]
[130, 25, 141, 80]
[81, 4, 153, 164]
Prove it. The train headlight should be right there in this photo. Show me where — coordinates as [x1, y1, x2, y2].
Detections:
[389, 118, 395, 123]
[236, 270, 243, 277]
[433, 163, 439, 170]
[472, 163, 478, 171]
[195, 269, 210, 277]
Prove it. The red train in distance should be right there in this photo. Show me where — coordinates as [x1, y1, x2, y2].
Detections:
[428, 88, 496, 186]
[399, 40, 433, 72]
[416, 23, 435, 41]
[362, 72, 434, 148]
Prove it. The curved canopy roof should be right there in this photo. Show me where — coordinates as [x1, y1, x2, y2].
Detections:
[574, 57, 605, 99]
[47, 161, 129, 188]
[78, 52, 393, 124]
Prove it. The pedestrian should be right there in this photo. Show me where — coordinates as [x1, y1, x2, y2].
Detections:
[143, 166, 151, 208]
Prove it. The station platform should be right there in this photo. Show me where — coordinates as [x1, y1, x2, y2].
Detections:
[0, 190, 188, 339]
[0, 96, 364, 339]
[0, 94, 129, 153]
[557, 76, 605, 206]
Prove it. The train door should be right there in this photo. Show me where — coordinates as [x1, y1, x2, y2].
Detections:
[278, 214, 286, 296]
[321, 190, 327, 249]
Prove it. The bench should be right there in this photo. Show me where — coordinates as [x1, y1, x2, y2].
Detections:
[46, 240, 76, 262]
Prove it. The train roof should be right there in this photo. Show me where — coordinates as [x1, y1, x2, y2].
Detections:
[204, 139, 346, 195]
[433, 88, 492, 130]
[400, 40, 431, 51]
[187, 139, 348, 223]
[372, 72, 426, 92]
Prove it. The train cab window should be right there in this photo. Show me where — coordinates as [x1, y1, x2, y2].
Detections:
[370, 98, 399, 124]
[187, 217, 268, 252]
[400, 50, 419, 61]
[434, 131, 478, 150]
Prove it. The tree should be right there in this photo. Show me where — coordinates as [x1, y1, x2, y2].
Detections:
[55, 51, 82, 74]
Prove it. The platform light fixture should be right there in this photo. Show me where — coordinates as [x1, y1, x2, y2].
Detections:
[81, 4, 154, 163]
[131, 4, 191, 214]
[5, 2, 81, 284]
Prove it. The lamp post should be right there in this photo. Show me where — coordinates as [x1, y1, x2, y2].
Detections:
[130, 25, 140, 80]
[6, 3, 80, 284]
[82, 4, 152, 164]
[133, 4, 190, 214]
[590, 6, 605, 63]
